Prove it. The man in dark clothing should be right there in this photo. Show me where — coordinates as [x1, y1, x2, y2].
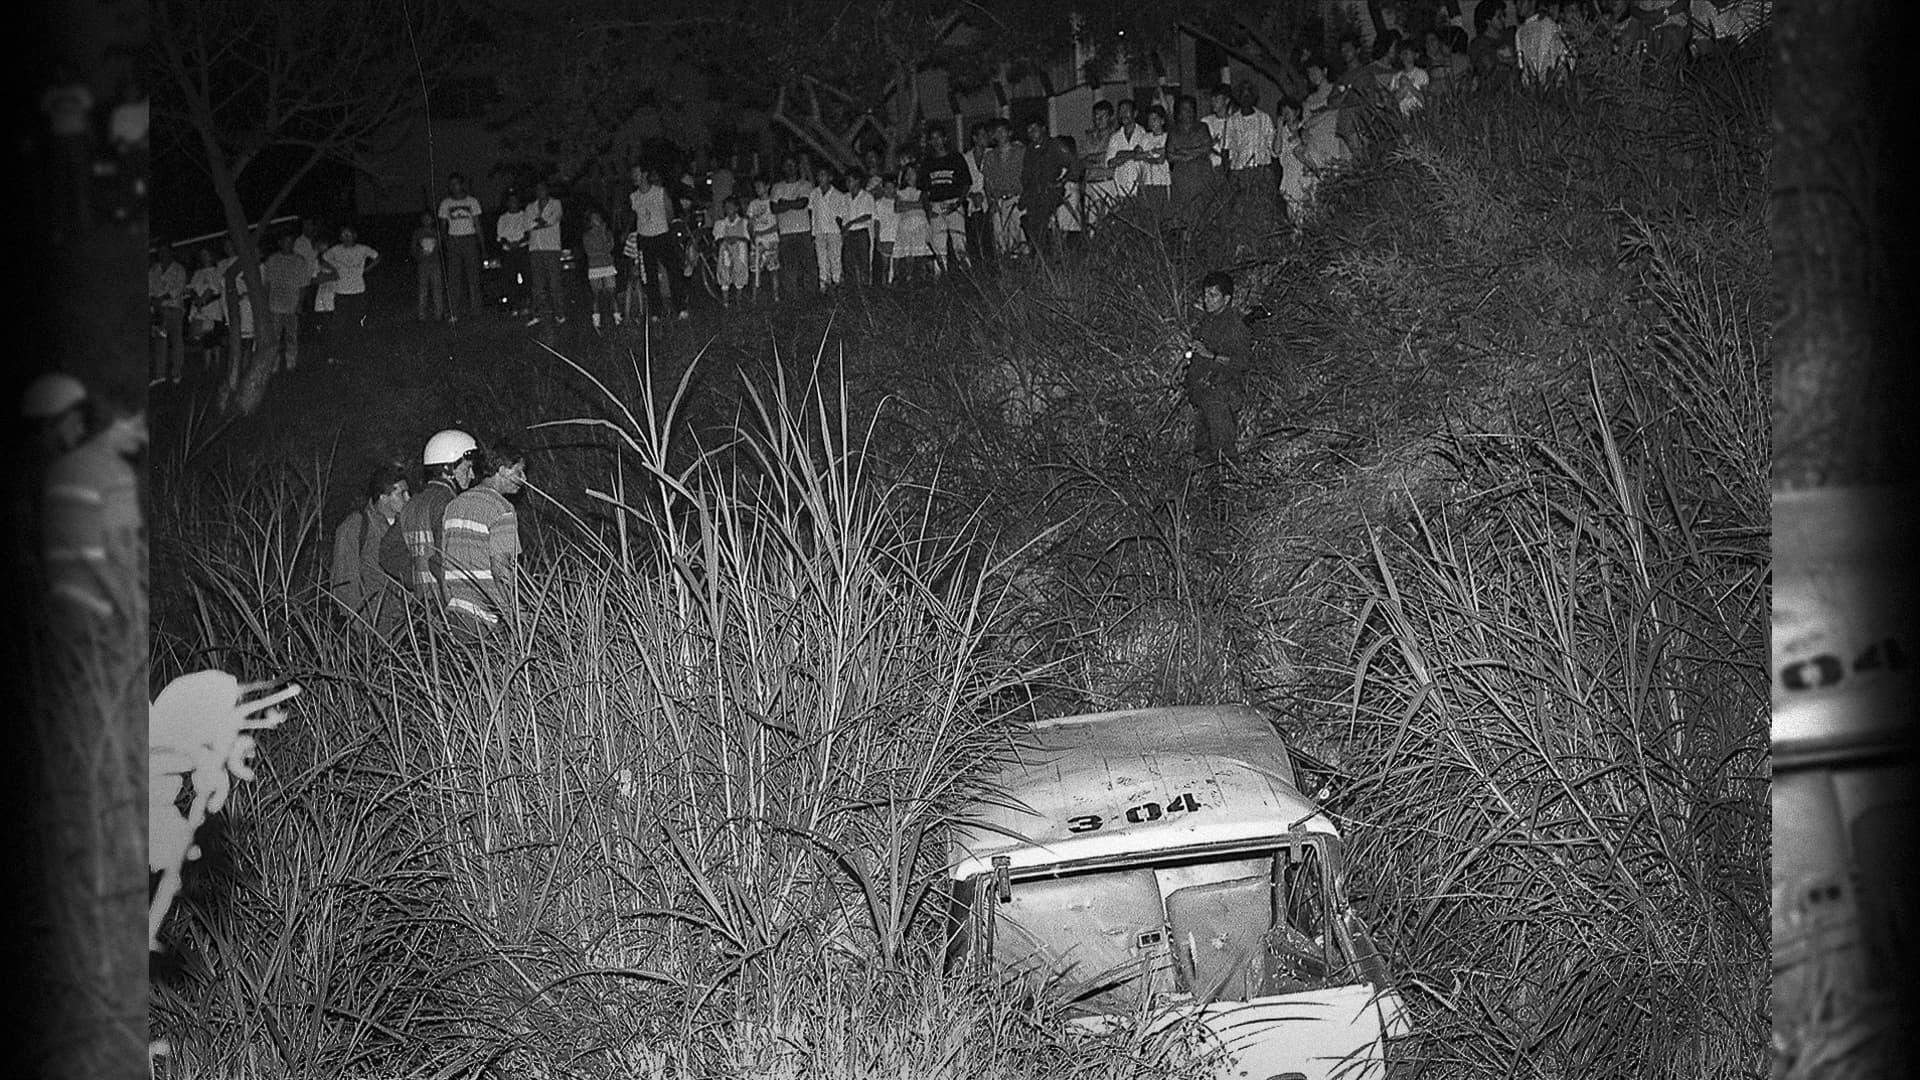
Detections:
[919, 126, 973, 275]
[1019, 119, 1075, 258]
[1184, 270, 1253, 465]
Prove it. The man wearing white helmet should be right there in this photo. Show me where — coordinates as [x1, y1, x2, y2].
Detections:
[396, 429, 478, 606]
[441, 439, 528, 634]
[22, 373, 90, 464]
[20, 374, 146, 620]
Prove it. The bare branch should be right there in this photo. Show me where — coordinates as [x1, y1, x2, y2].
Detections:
[1179, 20, 1286, 89]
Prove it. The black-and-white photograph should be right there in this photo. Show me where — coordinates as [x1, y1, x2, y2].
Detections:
[8, 1, 1917, 1079]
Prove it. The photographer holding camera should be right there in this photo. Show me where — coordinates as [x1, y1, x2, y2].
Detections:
[1183, 269, 1252, 466]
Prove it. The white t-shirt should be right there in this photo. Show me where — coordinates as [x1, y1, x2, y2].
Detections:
[1223, 109, 1276, 170]
[1140, 130, 1170, 187]
[1516, 14, 1568, 80]
[846, 190, 875, 233]
[712, 215, 750, 246]
[1105, 124, 1153, 196]
[294, 235, 319, 282]
[893, 186, 926, 243]
[495, 208, 529, 245]
[323, 243, 377, 294]
[438, 195, 483, 237]
[526, 197, 563, 251]
[630, 185, 670, 238]
[747, 196, 778, 243]
[808, 187, 843, 236]
[771, 179, 812, 235]
[873, 195, 897, 242]
[189, 266, 225, 322]
[149, 261, 186, 305]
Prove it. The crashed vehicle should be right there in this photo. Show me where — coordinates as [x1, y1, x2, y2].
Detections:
[946, 705, 1408, 1080]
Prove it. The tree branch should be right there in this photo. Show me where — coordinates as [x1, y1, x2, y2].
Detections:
[1179, 20, 1287, 90]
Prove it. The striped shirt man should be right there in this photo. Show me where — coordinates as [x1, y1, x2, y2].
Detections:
[43, 427, 143, 619]
[397, 476, 461, 603]
[441, 485, 519, 629]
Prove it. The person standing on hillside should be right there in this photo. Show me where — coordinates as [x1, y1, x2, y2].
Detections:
[398, 429, 478, 608]
[215, 237, 255, 387]
[746, 175, 781, 302]
[523, 180, 565, 325]
[441, 439, 528, 635]
[148, 243, 186, 386]
[1222, 83, 1278, 236]
[294, 218, 324, 335]
[1138, 106, 1172, 221]
[186, 246, 227, 374]
[1515, 0, 1571, 86]
[1184, 270, 1252, 466]
[770, 156, 814, 298]
[1368, 0, 1410, 65]
[962, 123, 991, 270]
[891, 163, 930, 284]
[1104, 99, 1152, 209]
[1080, 100, 1118, 229]
[842, 175, 875, 287]
[1390, 40, 1431, 115]
[259, 231, 310, 374]
[869, 174, 898, 285]
[978, 120, 1024, 261]
[1019, 119, 1072, 257]
[1202, 85, 1232, 171]
[583, 208, 620, 329]
[321, 225, 379, 365]
[808, 165, 847, 292]
[437, 172, 485, 321]
[494, 187, 531, 318]
[629, 166, 688, 321]
[329, 461, 411, 627]
[711, 196, 753, 306]
[920, 127, 972, 277]
[410, 211, 445, 323]
[1166, 96, 1216, 226]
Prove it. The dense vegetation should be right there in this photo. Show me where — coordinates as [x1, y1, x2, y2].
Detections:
[149, 34, 1768, 1080]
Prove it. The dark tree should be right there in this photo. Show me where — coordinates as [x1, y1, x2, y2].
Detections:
[470, 0, 1297, 178]
[153, 0, 461, 413]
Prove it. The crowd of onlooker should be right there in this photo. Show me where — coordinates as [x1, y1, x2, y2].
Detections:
[145, 0, 1763, 390]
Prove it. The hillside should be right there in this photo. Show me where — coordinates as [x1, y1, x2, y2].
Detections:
[148, 43, 1769, 1080]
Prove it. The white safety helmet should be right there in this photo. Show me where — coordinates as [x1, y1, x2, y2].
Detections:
[422, 428, 479, 467]
[20, 373, 88, 419]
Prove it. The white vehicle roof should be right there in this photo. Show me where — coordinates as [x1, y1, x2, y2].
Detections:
[949, 705, 1337, 881]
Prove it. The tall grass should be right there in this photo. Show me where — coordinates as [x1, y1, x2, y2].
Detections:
[18, 552, 148, 1080]
[148, 36, 1770, 1077]
[1327, 231, 1767, 1078]
[149, 347, 1213, 1078]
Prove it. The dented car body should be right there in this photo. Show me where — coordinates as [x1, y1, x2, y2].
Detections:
[948, 705, 1408, 1080]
